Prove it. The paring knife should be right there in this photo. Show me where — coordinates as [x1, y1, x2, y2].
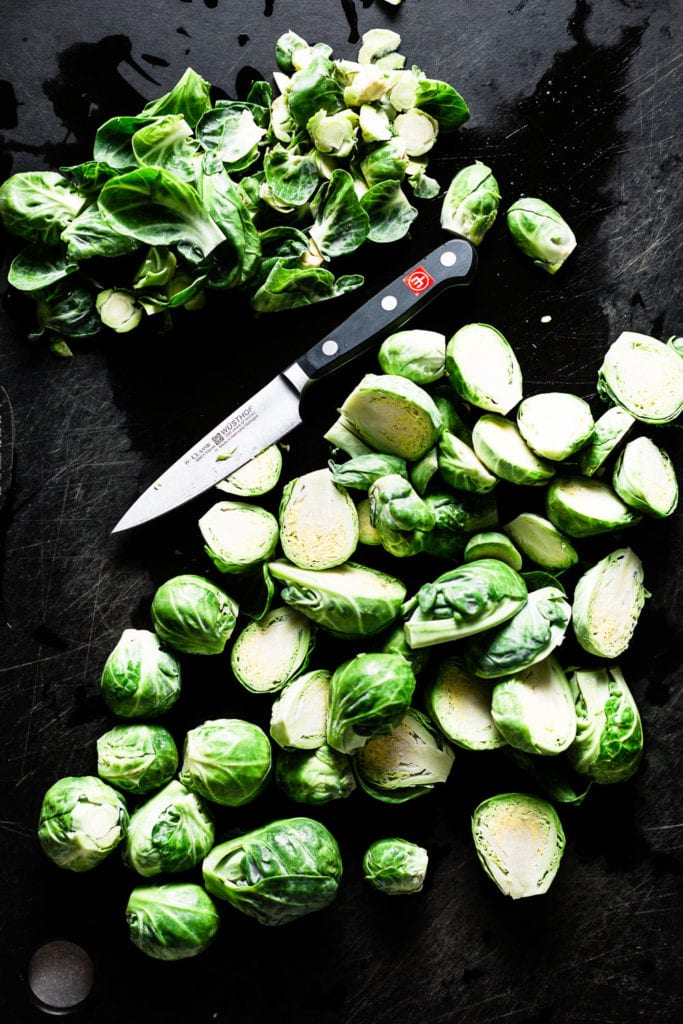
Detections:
[112, 236, 476, 533]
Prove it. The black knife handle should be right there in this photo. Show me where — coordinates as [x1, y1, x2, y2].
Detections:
[294, 237, 476, 386]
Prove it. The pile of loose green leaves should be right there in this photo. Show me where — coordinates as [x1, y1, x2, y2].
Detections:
[0, 28, 469, 354]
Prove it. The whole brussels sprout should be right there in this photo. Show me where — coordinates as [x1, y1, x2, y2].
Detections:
[327, 651, 417, 754]
[123, 780, 215, 877]
[100, 628, 181, 719]
[97, 723, 178, 795]
[38, 776, 129, 872]
[567, 665, 643, 783]
[506, 197, 576, 274]
[151, 574, 238, 655]
[363, 837, 429, 894]
[126, 883, 220, 961]
[179, 718, 272, 807]
[275, 744, 356, 804]
[440, 161, 500, 245]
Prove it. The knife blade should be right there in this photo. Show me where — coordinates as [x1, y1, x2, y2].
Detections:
[112, 236, 476, 533]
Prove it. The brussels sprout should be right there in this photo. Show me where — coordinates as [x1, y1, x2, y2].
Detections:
[516, 392, 595, 461]
[230, 605, 315, 694]
[279, 467, 359, 570]
[276, 743, 356, 804]
[307, 108, 358, 157]
[359, 103, 393, 143]
[393, 108, 439, 157]
[368, 473, 436, 558]
[404, 558, 528, 649]
[612, 436, 678, 517]
[329, 453, 409, 490]
[179, 719, 272, 807]
[357, 28, 404, 68]
[339, 373, 442, 460]
[578, 406, 634, 477]
[377, 328, 446, 384]
[363, 838, 428, 894]
[354, 707, 455, 802]
[379, 622, 432, 676]
[96, 289, 143, 333]
[465, 586, 571, 679]
[503, 512, 579, 571]
[471, 792, 566, 898]
[126, 883, 220, 961]
[440, 161, 500, 245]
[123, 780, 214, 877]
[423, 490, 499, 546]
[357, 498, 382, 545]
[463, 531, 522, 570]
[151, 574, 238, 655]
[269, 668, 331, 750]
[100, 628, 182, 719]
[324, 416, 375, 458]
[425, 656, 506, 751]
[437, 430, 499, 493]
[202, 817, 343, 925]
[275, 31, 311, 73]
[490, 655, 577, 755]
[506, 197, 577, 274]
[502, 747, 593, 806]
[597, 330, 683, 424]
[567, 665, 643, 783]
[327, 651, 416, 754]
[571, 547, 648, 658]
[472, 414, 555, 486]
[268, 558, 407, 637]
[38, 776, 129, 872]
[445, 323, 523, 415]
[198, 500, 279, 574]
[410, 447, 440, 496]
[96, 724, 178, 796]
[545, 476, 641, 538]
[215, 443, 283, 496]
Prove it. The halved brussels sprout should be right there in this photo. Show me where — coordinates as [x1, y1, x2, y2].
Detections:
[123, 780, 215, 877]
[577, 405, 634, 477]
[215, 443, 283, 496]
[96, 289, 143, 333]
[279, 467, 359, 570]
[471, 792, 566, 898]
[437, 430, 499, 493]
[126, 883, 220, 961]
[357, 27, 403, 67]
[597, 330, 683, 424]
[199, 500, 279, 574]
[445, 323, 523, 415]
[503, 512, 578, 571]
[269, 668, 331, 750]
[377, 328, 446, 384]
[151, 574, 238, 655]
[490, 655, 577, 754]
[472, 414, 555, 486]
[359, 103, 393, 143]
[357, 498, 382, 545]
[338, 372, 442, 460]
[425, 656, 506, 751]
[363, 838, 429, 894]
[230, 605, 315, 694]
[516, 391, 595, 461]
[100, 628, 182, 719]
[612, 436, 678, 517]
[393, 108, 439, 157]
[463, 531, 522, 570]
[567, 665, 643, 783]
[307, 107, 358, 156]
[38, 776, 129, 872]
[275, 743, 356, 804]
[327, 651, 416, 754]
[506, 197, 576, 274]
[545, 476, 641, 537]
[97, 723, 178, 796]
[572, 547, 648, 658]
[324, 415, 374, 458]
[179, 718, 272, 807]
[440, 161, 500, 245]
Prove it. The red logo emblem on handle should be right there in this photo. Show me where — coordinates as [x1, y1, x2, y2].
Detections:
[404, 266, 434, 295]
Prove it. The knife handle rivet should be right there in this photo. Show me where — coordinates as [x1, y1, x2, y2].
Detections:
[381, 294, 398, 311]
[321, 339, 339, 356]
[440, 251, 457, 267]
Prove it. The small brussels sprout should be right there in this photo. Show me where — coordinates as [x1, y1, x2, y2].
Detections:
[578, 405, 634, 477]
[545, 476, 641, 538]
[198, 500, 279, 574]
[126, 883, 220, 961]
[275, 30, 310, 73]
[327, 651, 416, 754]
[96, 288, 143, 333]
[269, 668, 331, 750]
[96, 723, 178, 796]
[425, 656, 506, 751]
[516, 391, 595, 461]
[368, 473, 436, 558]
[404, 558, 528, 649]
[571, 547, 648, 658]
[268, 558, 407, 638]
[437, 430, 499, 493]
[612, 436, 678, 517]
[179, 719, 272, 807]
[472, 414, 555, 487]
[377, 328, 446, 384]
[503, 512, 578, 571]
[506, 197, 576, 274]
[276, 743, 356, 804]
[490, 655, 577, 755]
[463, 531, 522, 570]
[567, 665, 643, 783]
[202, 817, 343, 925]
[215, 443, 283, 496]
[279, 467, 359, 570]
[230, 605, 315, 694]
[354, 707, 455, 803]
[363, 838, 428, 894]
[329, 453, 408, 489]
[597, 330, 683, 424]
[339, 373, 443, 460]
[440, 161, 500, 245]
[307, 108, 358, 157]
[151, 574, 238, 655]
[445, 324, 523, 415]
[100, 628, 182, 719]
[471, 792, 566, 898]
[123, 780, 214, 877]
[38, 776, 129, 872]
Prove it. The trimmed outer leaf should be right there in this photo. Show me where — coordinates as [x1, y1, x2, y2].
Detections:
[93, 115, 158, 169]
[567, 665, 643, 783]
[126, 883, 220, 961]
[61, 205, 141, 260]
[263, 145, 320, 205]
[571, 547, 647, 658]
[0, 171, 85, 244]
[360, 179, 417, 244]
[132, 115, 200, 181]
[309, 168, 370, 259]
[8, 244, 77, 291]
[141, 67, 212, 128]
[196, 103, 267, 170]
[287, 53, 345, 127]
[490, 655, 577, 754]
[251, 258, 363, 312]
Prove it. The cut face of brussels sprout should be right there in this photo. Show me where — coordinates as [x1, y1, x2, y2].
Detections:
[151, 574, 238, 655]
[97, 724, 178, 796]
[545, 476, 641, 538]
[126, 883, 220, 961]
[464, 531, 522, 570]
[279, 467, 359, 569]
[327, 651, 416, 754]
[363, 838, 428, 894]
[354, 707, 455, 802]
[199, 500, 279, 574]
[445, 323, 523, 415]
[472, 414, 555, 486]
[577, 405, 634, 477]
[393, 108, 439, 156]
[506, 197, 576, 274]
[269, 668, 331, 749]
[123, 780, 215, 877]
[490, 655, 577, 755]
[215, 443, 283, 496]
[338, 373, 442, 460]
[471, 792, 566, 898]
[230, 605, 315, 694]
[516, 392, 595, 461]
[276, 743, 356, 804]
[612, 436, 678, 517]
[425, 656, 506, 751]
[357, 28, 403, 67]
[503, 512, 578, 571]
[437, 431, 499, 493]
[377, 328, 446, 384]
[202, 816, 343, 925]
[38, 776, 129, 872]
[179, 718, 272, 807]
[597, 331, 683, 424]
[440, 161, 500, 245]
[571, 547, 647, 658]
[567, 665, 643, 783]
[100, 628, 182, 719]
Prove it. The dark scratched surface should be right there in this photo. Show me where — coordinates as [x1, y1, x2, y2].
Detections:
[0, 1, 682, 1022]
